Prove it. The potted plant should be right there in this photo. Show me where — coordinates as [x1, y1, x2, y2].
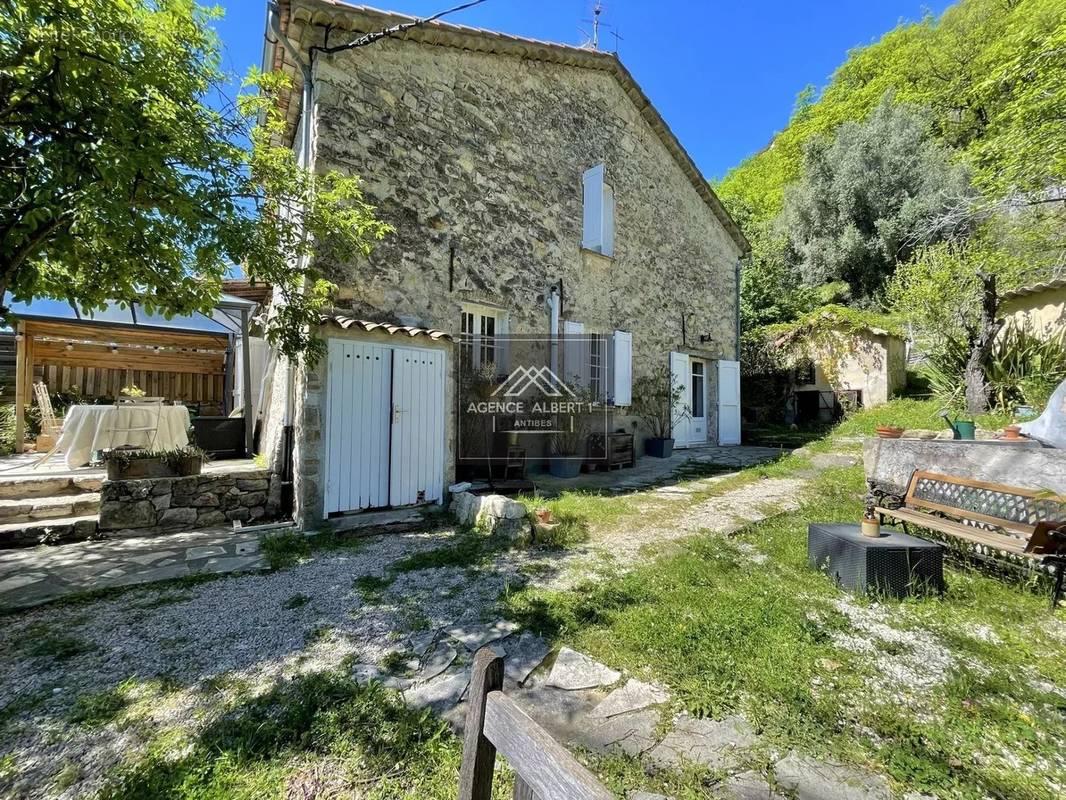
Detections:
[105, 445, 206, 481]
[632, 366, 689, 458]
[548, 388, 593, 479]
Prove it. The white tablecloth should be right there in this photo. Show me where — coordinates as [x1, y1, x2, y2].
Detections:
[56, 405, 192, 469]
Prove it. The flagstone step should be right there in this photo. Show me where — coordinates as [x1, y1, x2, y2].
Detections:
[0, 474, 103, 499]
[0, 493, 101, 526]
[0, 514, 99, 548]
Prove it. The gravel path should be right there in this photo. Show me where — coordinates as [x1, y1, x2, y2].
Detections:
[0, 466, 813, 799]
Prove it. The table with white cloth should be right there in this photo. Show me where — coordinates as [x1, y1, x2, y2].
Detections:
[55, 405, 192, 469]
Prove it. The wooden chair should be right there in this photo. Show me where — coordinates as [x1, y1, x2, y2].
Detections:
[875, 470, 1066, 608]
[459, 648, 612, 800]
[108, 397, 164, 451]
[32, 382, 62, 443]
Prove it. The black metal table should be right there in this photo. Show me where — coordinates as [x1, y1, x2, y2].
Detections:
[808, 523, 945, 598]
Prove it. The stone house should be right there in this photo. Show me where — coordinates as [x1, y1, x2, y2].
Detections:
[260, 1, 749, 527]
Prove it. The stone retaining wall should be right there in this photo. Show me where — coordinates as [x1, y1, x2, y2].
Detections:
[99, 469, 277, 534]
[863, 438, 1066, 496]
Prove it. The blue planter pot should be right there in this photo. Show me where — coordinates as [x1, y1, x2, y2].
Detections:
[645, 437, 674, 458]
[548, 458, 583, 478]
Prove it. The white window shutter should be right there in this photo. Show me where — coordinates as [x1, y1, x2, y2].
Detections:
[582, 165, 604, 251]
[562, 320, 587, 389]
[611, 330, 632, 406]
[602, 183, 615, 257]
[717, 359, 741, 445]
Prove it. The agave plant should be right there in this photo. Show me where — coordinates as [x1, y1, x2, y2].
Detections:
[922, 321, 1066, 413]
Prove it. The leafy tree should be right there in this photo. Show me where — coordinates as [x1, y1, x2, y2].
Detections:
[779, 97, 973, 299]
[718, 0, 1066, 330]
[0, 0, 389, 362]
[886, 236, 1028, 413]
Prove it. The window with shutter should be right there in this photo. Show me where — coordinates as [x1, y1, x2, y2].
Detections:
[582, 164, 615, 256]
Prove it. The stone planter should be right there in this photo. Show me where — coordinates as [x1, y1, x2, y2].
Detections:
[106, 454, 203, 481]
[548, 458, 582, 478]
[645, 437, 674, 458]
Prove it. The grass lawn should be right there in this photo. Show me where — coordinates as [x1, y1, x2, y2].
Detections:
[13, 398, 1061, 800]
[506, 399, 1065, 800]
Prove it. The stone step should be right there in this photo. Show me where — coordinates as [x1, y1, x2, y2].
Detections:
[0, 493, 101, 526]
[0, 514, 99, 548]
[0, 474, 103, 499]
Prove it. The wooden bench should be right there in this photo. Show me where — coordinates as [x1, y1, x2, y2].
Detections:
[459, 648, 612, 800]
[875, 470, 1066, 608]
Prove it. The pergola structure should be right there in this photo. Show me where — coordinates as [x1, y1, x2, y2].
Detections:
[6, 294, 259, 455]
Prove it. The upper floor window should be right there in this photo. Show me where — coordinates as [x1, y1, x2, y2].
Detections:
[582, 164, 615, 257]
[460, 304, 507, 375]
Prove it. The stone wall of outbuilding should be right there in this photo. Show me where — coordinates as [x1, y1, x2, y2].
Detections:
[98, 469, 277, 535]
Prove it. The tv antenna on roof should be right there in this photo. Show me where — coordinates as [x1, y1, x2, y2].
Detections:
[579, 1, 621, 52]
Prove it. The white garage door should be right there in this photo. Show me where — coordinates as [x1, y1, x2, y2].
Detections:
[324, 340, 445, 515]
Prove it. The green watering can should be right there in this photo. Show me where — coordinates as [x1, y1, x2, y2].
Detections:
[939, 409, 976, 440]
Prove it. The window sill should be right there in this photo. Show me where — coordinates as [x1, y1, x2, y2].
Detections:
[580, 247, 615, 265]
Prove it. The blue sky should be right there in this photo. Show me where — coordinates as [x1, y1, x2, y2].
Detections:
[213, 1, 952, 180]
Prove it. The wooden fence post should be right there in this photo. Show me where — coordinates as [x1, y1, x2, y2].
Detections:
[458, 647, 504, 800]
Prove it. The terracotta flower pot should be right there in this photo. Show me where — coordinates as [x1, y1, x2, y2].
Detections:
[875, 426, 904, 439]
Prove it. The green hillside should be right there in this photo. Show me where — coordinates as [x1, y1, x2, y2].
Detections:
[717, 0, 1065, 239]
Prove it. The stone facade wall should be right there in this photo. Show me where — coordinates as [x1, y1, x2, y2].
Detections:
[99, 469, 277, 535]
[275, 13, 746, 525]
[307, 38, 742, 361]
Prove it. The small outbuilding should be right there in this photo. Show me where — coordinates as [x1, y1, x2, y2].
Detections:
[776, 311, 907, 423]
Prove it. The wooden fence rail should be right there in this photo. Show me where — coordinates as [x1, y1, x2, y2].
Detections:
[459, 648, 612, 800]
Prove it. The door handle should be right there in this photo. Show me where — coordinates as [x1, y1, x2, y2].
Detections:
[392, 405, 402, 423]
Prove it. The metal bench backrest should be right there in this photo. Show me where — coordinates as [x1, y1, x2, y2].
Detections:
[905, 470, 1066, 537]
[459, 648, 612, 800]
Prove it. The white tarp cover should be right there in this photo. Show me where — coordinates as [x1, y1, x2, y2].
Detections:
[1020, 378, 1066, 449]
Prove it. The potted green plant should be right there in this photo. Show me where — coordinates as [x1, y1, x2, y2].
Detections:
[632, 366, 689, 458]
[105, 445, 206, 481]
[547, 384, 594, 479]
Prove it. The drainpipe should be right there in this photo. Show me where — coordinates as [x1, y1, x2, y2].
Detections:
[548, 283, 561, 378]
[734, 259, 742, 361]
[267, 3, 314, 517]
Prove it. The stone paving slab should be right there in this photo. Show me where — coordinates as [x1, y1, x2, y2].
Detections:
[446, 619, 519, 650]
[0, 526, 267, 609]
[646, 714, 757, 771]
[773, 753, 890, 800]
[403, 668, 470, 713]
[547, 646, 622, 690]
[590, 678, 669, 718]
[715, 771, 785, 800]
[500, 630, 550, 686]
[575, 708, 660, 757]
